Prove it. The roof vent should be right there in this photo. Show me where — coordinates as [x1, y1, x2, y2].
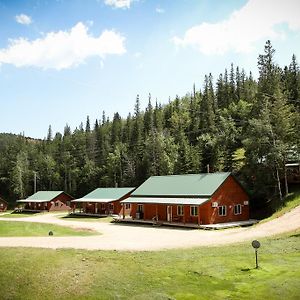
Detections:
[212, 202, 218, 208]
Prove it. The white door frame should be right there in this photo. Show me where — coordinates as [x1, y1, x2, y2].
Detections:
[167, 205, 172, 222]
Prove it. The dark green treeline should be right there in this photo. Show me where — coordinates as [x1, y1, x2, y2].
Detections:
[0, 41, 299, 207]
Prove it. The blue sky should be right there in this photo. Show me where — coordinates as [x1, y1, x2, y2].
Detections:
[0, 0, 300, 138]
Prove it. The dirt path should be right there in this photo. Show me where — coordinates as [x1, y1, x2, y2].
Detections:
[0, 206, 299, 251]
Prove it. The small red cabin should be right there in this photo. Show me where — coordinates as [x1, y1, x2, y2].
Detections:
[17, 191, 73, 212]
[0, 197, 8, 212]
[121, 172, 249, 226]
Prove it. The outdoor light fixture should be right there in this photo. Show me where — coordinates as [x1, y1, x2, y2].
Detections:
[251, 240, 261, 269]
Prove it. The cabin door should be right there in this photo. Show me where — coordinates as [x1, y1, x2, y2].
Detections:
[167, 206, 172, 222]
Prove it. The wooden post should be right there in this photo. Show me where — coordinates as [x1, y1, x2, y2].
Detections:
[198, 205, 201, 226]
[122, 203, 125, 219]
[183, 206, 186, 225]
[156, 204, 158, 221]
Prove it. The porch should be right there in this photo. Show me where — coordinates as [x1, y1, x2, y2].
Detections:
[114, 216, 202, 228]
[115, 216, 258, 229]
[71, 202, 114, 215]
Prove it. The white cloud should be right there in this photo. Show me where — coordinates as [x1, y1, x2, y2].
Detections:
[0, 22, 126, 70]
[172, 0, 300, 55]
[104, 0, 134, 9]
[156, 7, 165, 14]
[15, 14, 32, 25]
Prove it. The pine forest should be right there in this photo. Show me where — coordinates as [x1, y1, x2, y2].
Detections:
[1, 41, 300, 212]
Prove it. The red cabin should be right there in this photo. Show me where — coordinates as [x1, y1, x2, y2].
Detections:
[17, 191, 73, 212]
[71, 187, 135, 216]
[0, 197, 8, 212]
[121, 172, 250, 226]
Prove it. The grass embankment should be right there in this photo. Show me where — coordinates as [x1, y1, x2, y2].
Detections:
[261, 191, 300, 223]
[0, 221, 98, 237]
[0, 232, 299, 300]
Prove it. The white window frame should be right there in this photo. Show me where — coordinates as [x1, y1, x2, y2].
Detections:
[234, 204, 242, 215]
[190, 206, 198, 216]
[218, 205, 227, 216]
[177, 205, 184, 216]
[125, 203, 131, 210]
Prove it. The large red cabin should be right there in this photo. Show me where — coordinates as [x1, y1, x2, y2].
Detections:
[121, 172, 249, 226]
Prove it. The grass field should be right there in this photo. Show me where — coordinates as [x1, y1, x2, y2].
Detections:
[0, 221, 98, 237]
[0, 231, 299, 300]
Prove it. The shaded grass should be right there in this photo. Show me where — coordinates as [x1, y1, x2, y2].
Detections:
[261, 192, 300, 224]
[0, 212, 40, 218]
[60, 214, 113, 223]
[0, 220, 99, 237]
[0, 231, 299, 300]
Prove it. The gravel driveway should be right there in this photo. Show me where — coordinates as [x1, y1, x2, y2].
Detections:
[0, 206, 299, 251]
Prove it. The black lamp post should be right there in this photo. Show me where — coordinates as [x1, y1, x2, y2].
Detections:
[251, 240, 261, 269]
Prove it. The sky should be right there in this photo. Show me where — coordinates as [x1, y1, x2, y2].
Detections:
[0, 0, 300, 139]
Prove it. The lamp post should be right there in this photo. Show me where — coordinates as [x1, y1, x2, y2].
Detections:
[251, 240, 261, 269]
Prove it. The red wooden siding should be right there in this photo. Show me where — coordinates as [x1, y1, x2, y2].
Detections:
[201, 175, 249, 224]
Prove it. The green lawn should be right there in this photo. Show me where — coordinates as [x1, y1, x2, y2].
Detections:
[0, 231, 299, 300]
[0, 221, 98, 237]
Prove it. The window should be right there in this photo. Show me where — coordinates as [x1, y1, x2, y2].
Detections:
[218, 206, 226, 216]
[234, 204, 242, 215]
[109, 203, 114, 210]
[125, 203, 131, 210]
[177, 205, 184, 216]
[55, 202, 59, 207]
[190, 206, 198, 216]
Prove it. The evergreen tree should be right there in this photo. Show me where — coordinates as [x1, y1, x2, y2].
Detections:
[47, 125, 53, 142]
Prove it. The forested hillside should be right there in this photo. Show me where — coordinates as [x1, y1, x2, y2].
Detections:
[1, 41, 299, 208]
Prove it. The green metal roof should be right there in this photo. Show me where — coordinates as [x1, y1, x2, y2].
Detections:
[73, 187, 135, 203]
[27, 191, 64, 201]
[131, 173, 231, 197]
[122, 197, 209, 205]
